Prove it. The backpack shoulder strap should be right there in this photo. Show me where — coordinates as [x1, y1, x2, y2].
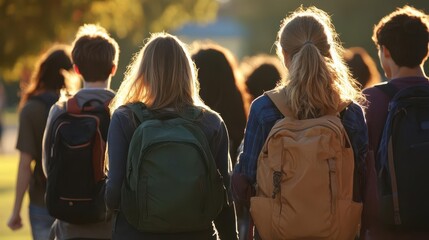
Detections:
[181, 106, 204, 121]
[127, 102, 203, 124]
[375, 82, 398, 99]
[127, 102, 151, 124]
[265, 89, 292, 117]
[266, 89, 349, 117]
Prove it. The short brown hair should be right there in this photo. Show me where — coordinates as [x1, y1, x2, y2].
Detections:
[372, 5, 429, 67]
[72, 24, 120, 82]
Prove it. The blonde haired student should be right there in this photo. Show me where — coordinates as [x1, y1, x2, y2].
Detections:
[106, 32, 237, 240]
[232, 6, 368, 239]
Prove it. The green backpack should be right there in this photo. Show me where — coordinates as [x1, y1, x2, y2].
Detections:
[121, 103, 228, 233]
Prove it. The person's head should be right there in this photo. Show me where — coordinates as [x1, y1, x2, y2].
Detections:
[344, 47, 381, 89]
[275, 6, 362, 119]
[240, 54, 284, 102]
[19, 44, 73, 109]
[191, 42, 244, 112]
[72, 24, 119, 83]
[373, 5, 429, 76]
[110, 32, 202, 112]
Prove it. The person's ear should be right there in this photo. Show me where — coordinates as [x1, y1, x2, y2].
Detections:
[111, 64, 117, 76]
[381, 45, 391, 59]
[73, 65, 81, 75]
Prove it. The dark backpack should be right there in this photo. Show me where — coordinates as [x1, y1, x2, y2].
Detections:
[376, 83, 429, 229]
[45, 97, 111, 224]
[121, 103, 227, 233]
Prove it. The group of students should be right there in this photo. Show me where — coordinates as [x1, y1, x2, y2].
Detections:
[6, 4, 429, 240]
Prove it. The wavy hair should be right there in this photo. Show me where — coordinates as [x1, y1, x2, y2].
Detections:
[275, 6, 364, 119]
[19, 44, 73, 110]
[110, 32, 203, 113]
[372, 5, 429, 68]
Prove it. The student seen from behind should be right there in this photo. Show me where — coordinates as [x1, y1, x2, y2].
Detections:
[106, 32, 237, 240]
[7, 44, 73, 240]
[362, 5, 429, 240]
[232, 6, 368, 239]
[42, 24, 119, 240]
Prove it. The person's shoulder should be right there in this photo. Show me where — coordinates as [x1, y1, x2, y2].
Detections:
[251, 94, 275, 111]
[363, 82, 393, 109]
[199, 106, 223, 125]
[363, 82, 386, 98]
[248, 94, 281, 123]
[345, 102, 363, 113]
[23, 98, 46, 110]
[342, 102, 365, 121]
[112, 105, 133, 120]
[22, 96, 55, 116]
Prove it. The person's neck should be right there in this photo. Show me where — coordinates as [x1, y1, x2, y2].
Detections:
[389, 65, 427, 79]
[83, 80, 109, 89]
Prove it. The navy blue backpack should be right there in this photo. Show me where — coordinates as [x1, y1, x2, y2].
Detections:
[376, 83, 429, 229]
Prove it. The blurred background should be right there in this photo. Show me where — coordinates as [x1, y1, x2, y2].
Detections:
[1, 0, 429, 108]
[0, 0, 428, 239]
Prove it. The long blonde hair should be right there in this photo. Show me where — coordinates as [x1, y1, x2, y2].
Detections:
[276, 6, 364, 119]
[110, 32, 204, 113]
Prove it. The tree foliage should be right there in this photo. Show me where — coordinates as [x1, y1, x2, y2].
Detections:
[228, 0, 429, 64]
[0, 0, 218, 80]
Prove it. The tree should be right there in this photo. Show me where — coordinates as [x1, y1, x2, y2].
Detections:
[0, 0, 219, 80]
[228, 0, 429, 68]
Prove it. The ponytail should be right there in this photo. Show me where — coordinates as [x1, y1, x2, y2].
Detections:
[275, 6, 364, 120]
[285, 42, 338, 119]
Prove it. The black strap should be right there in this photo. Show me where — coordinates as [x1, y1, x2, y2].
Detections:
[375, 83, 398, 99]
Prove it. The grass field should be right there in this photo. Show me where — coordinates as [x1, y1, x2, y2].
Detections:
[0, 153, 32, 240]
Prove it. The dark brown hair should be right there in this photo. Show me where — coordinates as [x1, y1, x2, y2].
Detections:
[373, 5, 429, 67]
[19, 44, 72, 109]
[72, 24, 119, 82]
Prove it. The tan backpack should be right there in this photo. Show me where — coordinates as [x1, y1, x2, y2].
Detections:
[250, 89, 362, 240]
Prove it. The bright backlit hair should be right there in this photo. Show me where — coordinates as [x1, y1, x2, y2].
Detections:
[19, 44, 73, 110]
[372, 5, 429, 68]
[110, 32, 204, 113]
[276, 6, 364, 119]
[72, 24, 119, 82]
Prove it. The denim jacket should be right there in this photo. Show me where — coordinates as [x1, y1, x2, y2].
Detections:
[233, 94, 368, 203]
